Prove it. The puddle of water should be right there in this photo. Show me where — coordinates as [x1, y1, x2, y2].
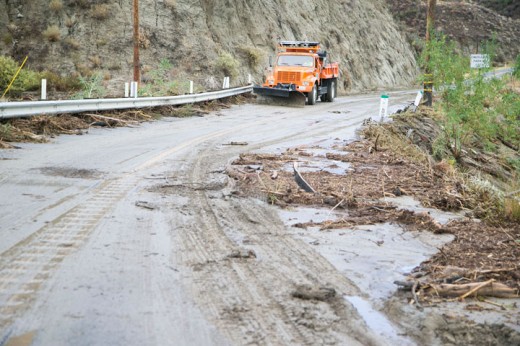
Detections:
[384, 195, 464, 224]
[286, 222, 454, 303]
[345, 296, 414, 346]
[281, 159, 350, 175]
[280, 202, 456, 304]
[278, 206, 344, 225]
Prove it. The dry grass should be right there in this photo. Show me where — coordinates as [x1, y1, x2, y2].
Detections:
[42, 25, 61, 42]
[91, 4, 110, 20]
[239, 46, 264, 68]
[63, 37, 81, 50]
[88, 56, 102, 68]
[164, 0, 176, 9]
[49, 0, 64, 13]
[64, 16, 77, 29]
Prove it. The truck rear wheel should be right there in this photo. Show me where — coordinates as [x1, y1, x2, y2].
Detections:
[326, 79, 336, 102]
[307, 85, 317, 105]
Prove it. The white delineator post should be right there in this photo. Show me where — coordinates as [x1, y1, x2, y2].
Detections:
[248, 74, 252, 84]
[379, 94, 389, 121]
[223, 77, 230, 89]
[124, 82, 130, 98]
[189, 81, 194, 94]
[130, 81, 138, 98]
[41, 79, 47, 100]
[413, 90, 423, 112]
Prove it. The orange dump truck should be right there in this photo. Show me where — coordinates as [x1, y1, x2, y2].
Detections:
[253, 41, 339, 106]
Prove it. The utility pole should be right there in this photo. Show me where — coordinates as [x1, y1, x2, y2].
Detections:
[424, 0, 436, 107]
[133, 0, 140, 83]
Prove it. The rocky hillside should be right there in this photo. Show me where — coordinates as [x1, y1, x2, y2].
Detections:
[0, 0, 417, 95]
[385, 0, 520, 63]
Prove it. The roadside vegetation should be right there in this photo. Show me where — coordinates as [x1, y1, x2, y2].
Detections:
[413, 33, 519, 222]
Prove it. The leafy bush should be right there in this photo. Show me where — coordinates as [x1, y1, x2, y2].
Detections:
[216, 52, 239, 78]
[420, 33, 519, 159]
[0, 56, 40, 96]
[139, 59, 191, 96]
[74, 73, 105, 99]
[42, 25, 61, 42]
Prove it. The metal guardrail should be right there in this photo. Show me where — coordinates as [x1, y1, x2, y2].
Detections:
[0, 85, 253, 119]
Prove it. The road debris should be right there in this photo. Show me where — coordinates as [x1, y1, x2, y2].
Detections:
[135, 201, 157, 210]
[291, 284, 336, 302]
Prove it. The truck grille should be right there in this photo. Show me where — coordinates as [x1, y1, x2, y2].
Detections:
[277, 71, 301, 83]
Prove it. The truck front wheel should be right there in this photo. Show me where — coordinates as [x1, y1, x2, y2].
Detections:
[307, 84, 317, 105]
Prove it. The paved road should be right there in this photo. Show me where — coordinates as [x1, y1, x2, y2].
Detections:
[0, 93, 413, 345]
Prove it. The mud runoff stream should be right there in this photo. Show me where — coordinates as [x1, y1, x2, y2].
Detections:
[279, 201, 457, 345]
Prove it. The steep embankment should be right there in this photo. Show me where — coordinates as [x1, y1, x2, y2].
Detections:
[385, 0, 520, 62]
[0, 0, 417, 93]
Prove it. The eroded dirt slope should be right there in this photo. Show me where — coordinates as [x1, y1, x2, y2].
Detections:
[0, 0, 417, 92]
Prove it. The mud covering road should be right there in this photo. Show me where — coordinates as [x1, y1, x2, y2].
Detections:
[2, 93, 515, 345]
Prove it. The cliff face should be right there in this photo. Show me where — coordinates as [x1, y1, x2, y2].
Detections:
[0, 0, 418, 93]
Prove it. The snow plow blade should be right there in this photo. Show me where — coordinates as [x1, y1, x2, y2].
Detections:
[253, 86, 306, 108]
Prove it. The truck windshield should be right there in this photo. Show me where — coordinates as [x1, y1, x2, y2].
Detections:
[277, 55, 314, 67]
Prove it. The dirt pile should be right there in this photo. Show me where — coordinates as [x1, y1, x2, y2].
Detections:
[0, 0, 417, 94]
[385, 0, 520, 62]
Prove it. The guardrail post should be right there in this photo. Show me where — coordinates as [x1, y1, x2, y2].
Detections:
[248, 74, 252, 84]
[41, 79, 47, 100]
[124, 83, 130, 98]
[189, 81, 194, 94]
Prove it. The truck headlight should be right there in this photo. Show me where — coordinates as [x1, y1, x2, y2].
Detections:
[268, 79, 275, 85]
[303, 81, 309, 86]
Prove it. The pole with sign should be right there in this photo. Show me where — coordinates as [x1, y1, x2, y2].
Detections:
[379, 94, 389, 122]
[470, 54, 490, 69]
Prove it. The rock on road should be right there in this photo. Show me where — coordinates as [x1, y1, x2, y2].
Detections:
[0, 93, 412, 345]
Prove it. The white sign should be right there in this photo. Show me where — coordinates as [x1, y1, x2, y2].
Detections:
[470, 54, 490, 69]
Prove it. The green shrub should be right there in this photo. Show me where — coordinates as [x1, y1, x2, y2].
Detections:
[216, 52, 239, 78]
[139, 59, 191, 96]
[74, 73, 105, 99]
[0, 56, 40, 96]
[420, 33, 519, 157]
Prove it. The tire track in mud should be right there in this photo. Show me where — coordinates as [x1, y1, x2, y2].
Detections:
[170, 123, 386, 345]
[0, 177, 136, 335]
[0, 118, 269, 338]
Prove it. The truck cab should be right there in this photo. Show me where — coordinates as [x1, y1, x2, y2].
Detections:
[254, 41, 339, 106]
